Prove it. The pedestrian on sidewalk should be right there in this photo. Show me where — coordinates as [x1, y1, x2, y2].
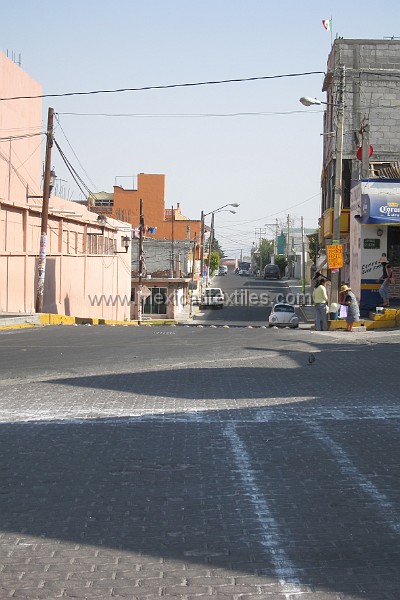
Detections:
[340, 284, 360, 332]
[377, 257, 394, 307]
[312, 278, 328, 331]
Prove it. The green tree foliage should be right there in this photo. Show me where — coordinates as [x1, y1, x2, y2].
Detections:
[275, 255, 288, 276]
[211, 237, 225, 259]
[307, 231, 319, 265]
[208, 251, 220, 273]
[260, 239, 274, 268]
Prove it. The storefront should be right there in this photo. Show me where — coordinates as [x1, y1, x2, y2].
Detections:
[350, 180, 400, 313]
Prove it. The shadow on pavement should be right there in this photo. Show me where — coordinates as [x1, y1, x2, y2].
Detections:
[1, 343, 400, 598]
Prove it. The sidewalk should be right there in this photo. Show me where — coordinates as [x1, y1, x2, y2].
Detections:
[285, 277, 400, 331]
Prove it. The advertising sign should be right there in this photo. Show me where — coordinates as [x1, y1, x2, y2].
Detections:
[327, 244, 343, 269]
[361, 194, 400, 224]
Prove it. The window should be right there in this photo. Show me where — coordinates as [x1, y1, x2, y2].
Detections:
[143, 287, 168, 315]
[275, 305, 295, 313]
[86, 234, 117, 255]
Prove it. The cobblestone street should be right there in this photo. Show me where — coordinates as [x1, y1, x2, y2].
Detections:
[0, 326, 399, 599]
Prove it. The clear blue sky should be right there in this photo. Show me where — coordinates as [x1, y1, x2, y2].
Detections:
[2, 1, 400, 256]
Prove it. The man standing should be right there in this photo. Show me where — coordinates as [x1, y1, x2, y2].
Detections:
[312, 278, 328, 331]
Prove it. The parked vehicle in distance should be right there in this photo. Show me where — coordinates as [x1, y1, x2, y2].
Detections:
[200, 287, 224, 309]
[218, 265, 228, 275]
[264, 264, 281, 280]
[238, 261, 251, 272]
[268, 303, 299, 328]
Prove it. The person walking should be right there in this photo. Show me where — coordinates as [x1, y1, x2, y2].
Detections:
[312, 278, 328, 331]
[377, 258, 394, 307]
[340, 284, 360, 332]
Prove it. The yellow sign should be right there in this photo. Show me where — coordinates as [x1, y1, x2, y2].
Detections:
[327, 244, 343, 269]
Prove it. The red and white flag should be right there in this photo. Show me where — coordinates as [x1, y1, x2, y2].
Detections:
[322, 19, 331, 31]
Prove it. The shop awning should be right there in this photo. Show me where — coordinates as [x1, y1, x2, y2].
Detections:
[360, 194, 400, 224]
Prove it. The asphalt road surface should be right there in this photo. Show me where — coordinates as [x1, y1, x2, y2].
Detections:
[0, 322, 399, 599]
[195, 272, 300, 326]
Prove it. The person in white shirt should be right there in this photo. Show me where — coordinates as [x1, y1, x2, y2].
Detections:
[312, 279, 328, 331]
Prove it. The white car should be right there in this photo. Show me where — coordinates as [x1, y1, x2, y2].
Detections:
[268, 303, 299, 328]
[200, 287, 224, 309]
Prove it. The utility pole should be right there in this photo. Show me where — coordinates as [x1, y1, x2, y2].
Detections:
[171, 204, 175, 278]
[199, 210, 205, 292]
[138, 198, 144, 324]
[361, 119, 370, 179]
[301, 216, 306, 298]
[35, 107, 54, 313]
[286, 214, 291, 279]
[207, 212, 215, 279]
[189, 232, 197, 318]
[255, 228, 266, 274]
[330, 65, 345, 307]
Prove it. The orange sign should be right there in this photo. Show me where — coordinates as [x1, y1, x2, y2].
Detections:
[327, 244, 343, 269]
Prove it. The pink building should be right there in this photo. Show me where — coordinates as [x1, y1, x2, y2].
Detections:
[0, 51, 132, 320]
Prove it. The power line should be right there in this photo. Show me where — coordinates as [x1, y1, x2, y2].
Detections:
[57, 109, 324, 118]
[0, 71, 324, 101]
[54, 114, 98, 190]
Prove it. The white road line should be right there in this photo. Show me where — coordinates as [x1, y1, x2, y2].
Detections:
[306, 421, 400, 535]
[223, 422, 305, 598]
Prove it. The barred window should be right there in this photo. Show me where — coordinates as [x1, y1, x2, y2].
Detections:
[86, 234, 116, 255]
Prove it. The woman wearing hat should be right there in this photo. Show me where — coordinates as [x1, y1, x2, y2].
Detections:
[340, 284, 360, 332]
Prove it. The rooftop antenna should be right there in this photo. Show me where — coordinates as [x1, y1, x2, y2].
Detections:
[6, 50, 22, 67]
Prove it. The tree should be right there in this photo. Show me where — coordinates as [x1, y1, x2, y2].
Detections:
[307, 231, 320, 265]
[275, 255, 288, 276]
[260, 238, 274, 268]
[207, 251, 220, 274]
[211, 237, 225, 259]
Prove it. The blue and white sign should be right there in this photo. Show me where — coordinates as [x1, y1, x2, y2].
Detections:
[361, 193, 400, 224]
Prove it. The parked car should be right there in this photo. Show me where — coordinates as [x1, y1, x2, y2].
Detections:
[268, 303, 299, 328]
[200, 287, 224, 309]
[264, 264, 280, 280]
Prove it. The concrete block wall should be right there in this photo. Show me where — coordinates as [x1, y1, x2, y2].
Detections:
[329, 40, 400, 162]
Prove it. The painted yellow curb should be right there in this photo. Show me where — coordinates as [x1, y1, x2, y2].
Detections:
[0, 323, 38, 331]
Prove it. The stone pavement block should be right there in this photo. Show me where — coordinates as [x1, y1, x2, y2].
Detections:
[1, 327, 400, 598]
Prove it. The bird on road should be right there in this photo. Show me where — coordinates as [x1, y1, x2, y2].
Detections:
[308, 353, 316, 365]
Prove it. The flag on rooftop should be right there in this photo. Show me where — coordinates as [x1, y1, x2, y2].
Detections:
[322, 19, 331, 31]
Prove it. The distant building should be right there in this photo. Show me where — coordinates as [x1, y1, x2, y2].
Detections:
[0, 50, 131, 320]
[89, 173, 202, 243]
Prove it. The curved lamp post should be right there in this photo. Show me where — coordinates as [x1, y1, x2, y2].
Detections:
[200, 203, 239, 291]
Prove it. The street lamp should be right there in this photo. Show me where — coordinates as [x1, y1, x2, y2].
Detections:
[207, 210, 236, 279]
[300, 65, 345, 307]
[200, 203, 239, 290]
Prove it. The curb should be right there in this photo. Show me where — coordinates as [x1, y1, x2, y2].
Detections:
[0, 314, 179, 331]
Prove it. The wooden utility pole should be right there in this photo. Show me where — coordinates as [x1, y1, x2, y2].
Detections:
[171, 205, 175, 278]
[35, 107, 54, 313]
[138, 198, 144, 324]
[189, 233, 197, 318]
[301, 215, 306, 297]
[361, 120, 370, 179]
[199, 211, 205, 292]
[207, 212, 215, 279]
[286, 214, 291, 279]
